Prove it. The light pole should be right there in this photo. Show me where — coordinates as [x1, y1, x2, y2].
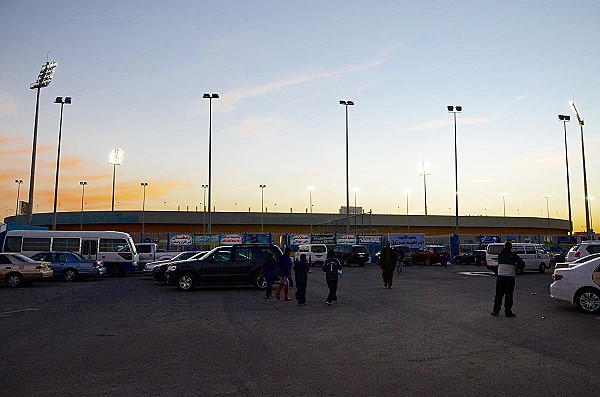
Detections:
[502, 193, 508, 235]
[259, 184, 267, 232]
[28, 61, 57, 225]
[545, 195, 551, 235]
[418, 160, 431, 215]
[308, 186, 314, 234]
[79, 181, 87, 230]
[353, 187, 359, 233]
[51, 96, 71, 230]
[558, 115, 573, 235]
[448, 105, 462, 254]
[141, 183, 148, 237]
[109, 148, 124, 211]
[340, 100, 354, 233]
[404, 189, 412, 232]
[570, 101, 592, 240]
[203, 93, 219, 234]
[589, 196, 595, 232]
[202, 184, 208, 234]
[15, 179, 23, 217]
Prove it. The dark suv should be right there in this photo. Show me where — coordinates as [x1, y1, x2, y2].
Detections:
[332, 245, 370, 266]
[164, 244, 283, 291]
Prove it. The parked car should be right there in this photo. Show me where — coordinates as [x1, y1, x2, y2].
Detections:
[566, 242, 600, 262]
[165, 244, 284, 291]
[392, 245, 413, 266]
[151, 251, 208, 282]
[294, 244, 328, 266]
[332, 245, 370, 266]
[485, 243, 550, 274]
[135, 243, 178, 270]
[30, 251, 106, 281]
[412, 245, 450, 266]
[143, 251, 205, 276]
[551, 253, 600, 314]
[0, 253, 53, 288]
[454, 250, 486, 266]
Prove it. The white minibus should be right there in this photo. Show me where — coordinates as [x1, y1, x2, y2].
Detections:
[2, 230, 138, 276]
[486, 243, 550, 273]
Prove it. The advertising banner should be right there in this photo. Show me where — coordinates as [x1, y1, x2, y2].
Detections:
[244, 233, 272, 244]
[337, 235, 356, 245]
[170, 234, 193, 246]
[387, 233, 426, 249]
[194, 234, 219, 245]
[290, 234, 310, 245]
[311, 234, 336, 245]
[480, 235, 501, 244]
[220, 234, 243, 245]
[359, 235, 381, 244]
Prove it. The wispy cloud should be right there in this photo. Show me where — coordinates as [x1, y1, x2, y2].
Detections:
[191, 58, 386, 115]
[230, 116, 288, 138]
[0, 92, 17, 118]
[404, 118, 494, 131]
[514, 94, 529, 102]
[519, 155, 563, 166]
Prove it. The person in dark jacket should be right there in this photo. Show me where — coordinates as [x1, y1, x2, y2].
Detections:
[322, 250, 342, 305]
[379, 241, 397, 288]
[275, 247, 293, 301]
[294, 254, 310, 305]
[260, 253, 276, 299]
[492, 241, 524, 317]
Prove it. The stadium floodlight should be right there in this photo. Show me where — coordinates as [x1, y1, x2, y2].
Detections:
[569, 101, 591, 239]
[109, 148, 125, 211]
[52, 96, 72, 230]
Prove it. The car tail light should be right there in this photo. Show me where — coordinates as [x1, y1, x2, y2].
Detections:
[93, 261, 100, 268]
[553, 274, 564, 281]
[574, 252, 580, 258]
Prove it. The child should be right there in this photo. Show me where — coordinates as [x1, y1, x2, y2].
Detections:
[261, 253, 276, 299]
[294, 254, 310, 305]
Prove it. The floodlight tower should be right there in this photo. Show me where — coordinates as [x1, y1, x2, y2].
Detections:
[28, 61, 57, 225]
[570, 101, 591, 239]
[203, 93, 219, 234]
[52, 96, 72, 230]
[558, 115, 573, 235]
[109, 148, 125, 211]
[339, 100, 354, 233]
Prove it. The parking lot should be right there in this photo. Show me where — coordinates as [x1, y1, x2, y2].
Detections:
[1, 263, 598, 397]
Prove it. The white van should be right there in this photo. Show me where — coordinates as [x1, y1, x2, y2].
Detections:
[294, 244, 328, 266]
[486, 243, 550, 274]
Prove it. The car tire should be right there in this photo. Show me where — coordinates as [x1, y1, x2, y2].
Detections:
[538, 263, 546, 273]
[108, 264, 123, 277]
[575, 288, 600, 314]
[343, 259, 349, 267]
[253, 272, 267, 290]
[63, 268, 79, 282]
[425, 258, 431, 266]
[6, 273, 25, 288]
[177, 272, 196, 291]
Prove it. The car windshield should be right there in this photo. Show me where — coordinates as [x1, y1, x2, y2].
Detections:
[313, 246, 327, 253]
[12, 253, 35, 262]
[354, 246, 368, 253]
[433, 247, 447, 252]
[72, 252, 86, 260]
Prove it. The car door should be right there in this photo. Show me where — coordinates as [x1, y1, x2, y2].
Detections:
[229, 246, 257, 281]
[0, 254, 12, 279]
[202, 247, 233, 282]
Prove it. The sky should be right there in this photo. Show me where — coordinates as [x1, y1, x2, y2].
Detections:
[1, 1, 599, 232]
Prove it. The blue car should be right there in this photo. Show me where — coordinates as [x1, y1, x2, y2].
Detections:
[30, 251, 106, 282]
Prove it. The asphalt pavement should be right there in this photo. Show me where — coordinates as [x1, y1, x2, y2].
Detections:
[1, 263, 598, 397]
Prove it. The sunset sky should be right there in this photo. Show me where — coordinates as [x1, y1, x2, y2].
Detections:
[1, 1, 599, 232]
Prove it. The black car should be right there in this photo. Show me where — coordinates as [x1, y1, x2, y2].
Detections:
[332, 245, 370, 267]
[454, 250, 486, 266]
[164, 244, 283, 291]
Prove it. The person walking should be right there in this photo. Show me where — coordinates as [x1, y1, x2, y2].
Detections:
[395, 246, 405, 273]
[261, 252, 276, 299]
[379, 241, 397, 289]
[491, 241, 524, 317]
[294, 253, 310, 305]
[322, 250, 342, 305]
[275, 247, 293, 301]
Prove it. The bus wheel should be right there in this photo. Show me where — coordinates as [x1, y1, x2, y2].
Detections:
[108, 264, 123, 277]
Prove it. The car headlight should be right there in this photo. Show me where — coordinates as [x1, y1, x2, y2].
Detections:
[167, 265, 178, 272]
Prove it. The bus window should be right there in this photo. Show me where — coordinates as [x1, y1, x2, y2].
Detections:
[3, 236, 22, 252]
[22, 238, 51, 252]
[52, 238, 80, 251]
[100, 238, 130, 253]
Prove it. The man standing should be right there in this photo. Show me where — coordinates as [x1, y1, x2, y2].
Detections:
[379, 241, 397, 289]
[492, 241, 524, 317]
[275, 247, 293, 301]
[294, 253, 310, 305]
[322, 250, 342, 305]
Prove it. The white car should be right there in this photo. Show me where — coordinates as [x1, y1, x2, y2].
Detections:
[566, 241, 600, 262]
[550, 253, 600, 314]
[143, 251, 205, 276]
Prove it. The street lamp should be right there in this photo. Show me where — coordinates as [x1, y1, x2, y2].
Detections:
[259, 184, 267, 232]
[545, 195, 552, 235]
[141, 183, 148, 237]
[28, 61, 57, 225]
[417, 160, 431, 215]
[404, 189, 412, 232]
[448, 105, 462, 254]
[308, 186, 314, 234]
[51, 96, 72, 230]
[202, 184, 208, 234]
[15, 180, 23, 217]
[502, 193, 508, 235]
[353, 187, 359, 232]
[589, 196, 595, 232]
[109, 148, 124, 211]
[203, 93, 219, 234]
[79, 181, 87, 230]
[570, 101, 591, 240]
[340, 100, 354, 233]
[558, 115, 573, 235]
